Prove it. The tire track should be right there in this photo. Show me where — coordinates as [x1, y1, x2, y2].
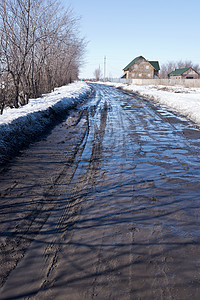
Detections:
[0, 109, 89, 291]
[31, 100, 109, 299]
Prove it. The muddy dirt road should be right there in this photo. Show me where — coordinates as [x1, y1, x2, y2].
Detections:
[0, 84, 200, 299]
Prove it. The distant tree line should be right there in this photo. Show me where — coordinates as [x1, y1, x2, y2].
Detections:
[159, 60, 200, 78]
[0, 0, 86, 114]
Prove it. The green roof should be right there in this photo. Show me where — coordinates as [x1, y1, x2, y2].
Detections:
[123, 56, 144, 71]
[148, 61, 160, 70]
[168, 67, 190, 76]
[123, 56, 160, 71]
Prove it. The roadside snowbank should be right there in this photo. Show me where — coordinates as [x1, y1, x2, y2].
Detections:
[0, 81, 92, 163]
[103, 82, 200, 127]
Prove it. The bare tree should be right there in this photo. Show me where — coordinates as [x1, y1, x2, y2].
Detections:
[0, 0, 35, 107]
[94, 67, 102, 81]
[0, 0, 86, 113]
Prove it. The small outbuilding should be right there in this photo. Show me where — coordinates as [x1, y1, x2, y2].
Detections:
[168, 67, 200, 79]
[123, 56, 160, 79]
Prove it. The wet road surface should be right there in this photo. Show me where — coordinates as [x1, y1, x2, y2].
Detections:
[0, 83, 200, 299]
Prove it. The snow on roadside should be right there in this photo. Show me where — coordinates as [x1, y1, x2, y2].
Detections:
[0, 81, 92, 163]
[102, 82, 200, 127]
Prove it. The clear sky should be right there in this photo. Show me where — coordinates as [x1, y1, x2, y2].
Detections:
[62, 0, 200, 79]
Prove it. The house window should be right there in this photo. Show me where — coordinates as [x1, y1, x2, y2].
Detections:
[134, 65, 138, 69]
[139, 73, 142, 77]
[146, 65, 149, 69]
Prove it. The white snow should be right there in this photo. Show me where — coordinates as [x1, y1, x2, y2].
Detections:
[0, 81, 92, 162]
[0, 81, 91, 125]
[103, 82, 200, 127]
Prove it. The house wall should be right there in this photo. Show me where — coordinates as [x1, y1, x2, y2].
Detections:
[126, 58, 155, 79]
[170, 76, 182, 80]
[182, 69, 199, 79]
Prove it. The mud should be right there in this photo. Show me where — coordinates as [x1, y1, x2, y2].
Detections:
[0, 84, 200, 299]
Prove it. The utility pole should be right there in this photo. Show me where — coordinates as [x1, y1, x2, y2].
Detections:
[104, 56, 106, 82]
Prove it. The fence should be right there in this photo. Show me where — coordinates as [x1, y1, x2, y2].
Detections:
[108, 78, 132, 84]
[108, 78, 200, 88]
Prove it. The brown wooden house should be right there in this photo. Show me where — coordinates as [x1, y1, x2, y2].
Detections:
[122, 56, 160, 79]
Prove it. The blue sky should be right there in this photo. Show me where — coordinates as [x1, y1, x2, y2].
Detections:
[63, 0, 200, 78]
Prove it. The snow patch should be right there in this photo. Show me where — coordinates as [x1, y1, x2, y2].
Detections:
[0, 81, 92, 163]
